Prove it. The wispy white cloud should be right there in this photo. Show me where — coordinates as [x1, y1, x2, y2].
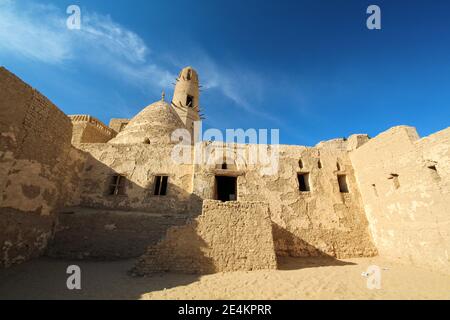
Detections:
[0, 0, 302, 130]
[0, 0, 175, 89]
[0, 0, 72, 63]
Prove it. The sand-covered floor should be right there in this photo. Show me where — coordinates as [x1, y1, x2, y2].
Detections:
[0, 257, 449, 300]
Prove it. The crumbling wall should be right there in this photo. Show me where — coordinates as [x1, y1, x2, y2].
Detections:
[350, 126, 450, 274]
[133, 201, 277, 275]
[47, 208, 188, 259]
[191, 139, 377, 259]
[0, 67, 82, 267]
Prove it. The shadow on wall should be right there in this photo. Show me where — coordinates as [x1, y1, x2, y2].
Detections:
[47, 150, 204, 260]
[131, 219, 217, 275]
[272, 223, 356, 270]
[76, 149, 203, 215]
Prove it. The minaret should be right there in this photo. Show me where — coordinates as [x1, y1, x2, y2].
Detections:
[171, 66, 201, 140]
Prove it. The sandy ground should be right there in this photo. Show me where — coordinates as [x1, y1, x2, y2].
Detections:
[0, 256, 449, 300]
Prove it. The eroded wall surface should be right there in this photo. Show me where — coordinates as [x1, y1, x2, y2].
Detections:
[0, 67, 83, 267]
[72, 143, 199, 215]
[191, 139, 377, 259]
[350, 126, 450, 274]
[133, 200, 277, 275]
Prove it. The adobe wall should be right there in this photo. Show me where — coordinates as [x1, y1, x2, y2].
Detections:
[109, 118, 130, 133]
[47, 207, 188, 259]
[0, 67, 83, 267]
[69, 115, 117, 144]
[191, 139, 377, 259]
[350, 126, 450, 274]
[71, 143, 199, 215]
[132, 200, 277, 275]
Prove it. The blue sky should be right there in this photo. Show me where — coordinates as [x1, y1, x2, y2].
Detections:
[1, 0, 449, 145]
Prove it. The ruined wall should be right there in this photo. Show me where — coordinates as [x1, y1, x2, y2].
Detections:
[47, 208, 188, 259]
[191, 139, 377, 259]
[350, 126, 450, 274]
[72, 143, 199, 215]
[69, 115, 117, 144]
[0, 67, 83, 267]
[133, 200, 277, 275]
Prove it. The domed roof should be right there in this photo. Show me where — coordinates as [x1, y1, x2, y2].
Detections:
[109, 100, 186, 145]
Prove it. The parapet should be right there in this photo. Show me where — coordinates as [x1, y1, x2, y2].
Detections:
[109, 118, 130, 133]
[69, 115, 117, 144]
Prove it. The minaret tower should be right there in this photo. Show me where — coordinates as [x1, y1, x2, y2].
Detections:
[171, 66, 201, 140]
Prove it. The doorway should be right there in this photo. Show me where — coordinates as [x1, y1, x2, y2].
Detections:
[215, 176, 237, 202]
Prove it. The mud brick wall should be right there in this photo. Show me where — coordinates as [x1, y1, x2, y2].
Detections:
[0, 67, 81, 267]
[350, 126, 450, 275]
[47, 208, 189, 259]
[133, 201, 277, 275]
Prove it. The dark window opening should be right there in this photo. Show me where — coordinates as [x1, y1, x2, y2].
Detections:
[154, 176, 168, 196]
[222, 163, 228, 170]
[186, 95, 194, 107]
[187, 69, 192, 80]
[298, 159, 303, 169]
[338, 175, 349, 193]
[336, 162, 341, 171]
[388, 173, 400, 189]
[297, 173, 310, 192]
[144, 138, 150, 144]
[108, 174, 126, 196]
[318, 160, 322, 169]
[215, 176, 237, 202]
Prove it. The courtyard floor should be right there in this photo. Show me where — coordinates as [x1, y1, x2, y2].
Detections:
[0, 256, 449, 300]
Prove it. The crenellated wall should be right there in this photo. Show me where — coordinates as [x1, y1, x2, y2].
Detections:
[69, 115, 117, 144]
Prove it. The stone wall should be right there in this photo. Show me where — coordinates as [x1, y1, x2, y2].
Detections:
[47, 207, 188, 259]
[133, 200, 277, 275]
[0, 67, 83, 267]
[69, 115, 117, 144]
[350, 126, 450, 274]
